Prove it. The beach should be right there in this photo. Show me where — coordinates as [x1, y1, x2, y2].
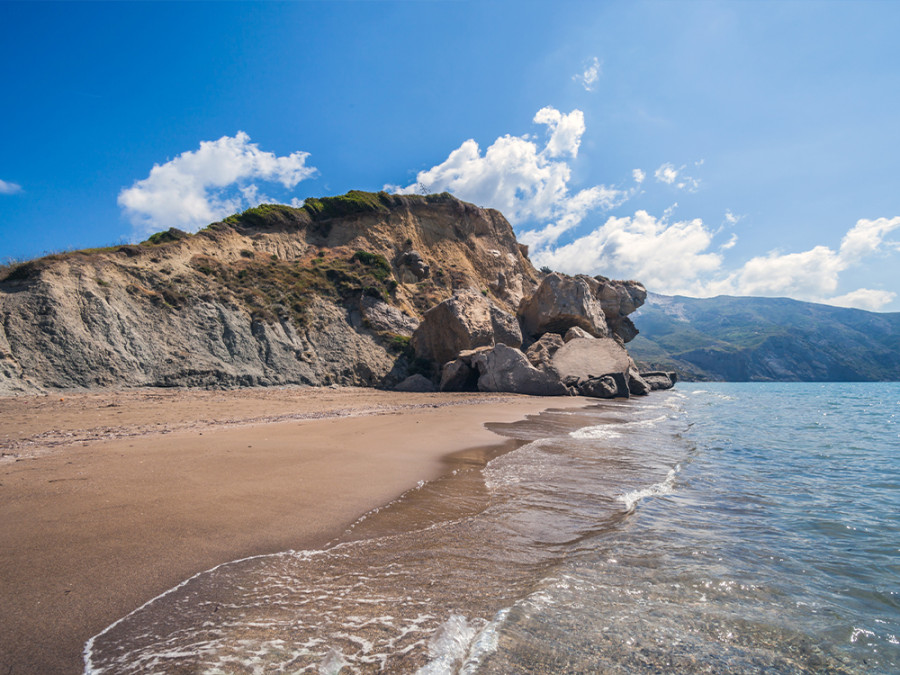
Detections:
[0, 386, 590, 674]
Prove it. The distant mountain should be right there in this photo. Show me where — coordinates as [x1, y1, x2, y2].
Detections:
[628, 293, 900, 381]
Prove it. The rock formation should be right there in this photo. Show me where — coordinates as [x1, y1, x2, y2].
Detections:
[0, 190, 667, 398]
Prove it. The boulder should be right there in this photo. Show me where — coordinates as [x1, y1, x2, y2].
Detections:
[471, 344, 570, 396]
[439, 358, 479, 392]
[394, 373, 436, 392]
[517, 273, 609, 339]
[550, 337, 634, 384]
[594, 278, 647, 344]
[525, 333, 565, 370]
[564, 326, 594, 343]
[595, 278, 647, 318]
[627, 367, 652, 396]
[412, 290, 521, 366]
[578, 373, 628, 398]
[610, 316, 639, 343]
[640, 371, 678, 390]
[490, 304, 524, 350]
[396, 250, 430, 282]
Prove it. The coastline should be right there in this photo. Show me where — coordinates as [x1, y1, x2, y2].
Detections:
[0, 386, 591, 674]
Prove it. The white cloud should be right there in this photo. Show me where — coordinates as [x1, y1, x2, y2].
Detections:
[533, 106, 585, 158]
[838, 216, 900, 262]
[0, 179, 22, 195]
[720, 233, 738, 250]
[573, 57, 602, 91]
[391, 107, 625, 246]
[533, 210, 722, 293]
[654, 162, 701, 191]
[826, 288, 897, 311]
[632, 168, 645, 184]
[531, 205, 898, 310]
[716, 246, 844, 298]
[118, 131, 317, 236]
[654, 163, 678, 185]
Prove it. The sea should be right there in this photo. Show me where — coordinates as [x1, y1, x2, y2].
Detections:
[84, 382, 899, 674]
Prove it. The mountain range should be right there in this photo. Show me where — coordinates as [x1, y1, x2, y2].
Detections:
[628, 293, 900, 381]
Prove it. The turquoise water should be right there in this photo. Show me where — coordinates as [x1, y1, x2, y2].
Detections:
[85, 383, 900, 673]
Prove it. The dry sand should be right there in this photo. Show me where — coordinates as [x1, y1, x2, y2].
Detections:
[0, 386, 590, 674]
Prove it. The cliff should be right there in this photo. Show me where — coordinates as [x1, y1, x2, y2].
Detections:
[629, 293, 900, 381]
[0, 191, 648, 395]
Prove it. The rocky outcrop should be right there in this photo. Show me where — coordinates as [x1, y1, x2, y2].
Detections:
[0, 192, 541, 395]
[444, 344, 570, 396]
[0, 189, 661, 399]
[640, 371, 678, 391]
[518, 273, 609, 339]
[595, 276, 647, 343]
[411, 290, 521, 366]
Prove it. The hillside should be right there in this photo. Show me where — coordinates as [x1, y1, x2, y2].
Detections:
[0, 191, 542, 394]
[628, 293, 900, 381]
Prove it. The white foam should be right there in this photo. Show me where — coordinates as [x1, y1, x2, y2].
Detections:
[460, 607, 511, 674]
[415, 614, 484, 674]
[570, 425, 622, 440]
[619, 465, 680, 512]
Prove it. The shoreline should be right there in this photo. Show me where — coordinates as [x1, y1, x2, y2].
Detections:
[0, 386, 592, 674]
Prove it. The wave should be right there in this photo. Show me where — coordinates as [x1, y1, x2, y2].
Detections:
[619, 465, 680, 512]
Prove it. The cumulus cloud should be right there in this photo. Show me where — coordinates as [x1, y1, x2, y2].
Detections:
[838, 216, 900, 262]
[391, 107, 625, 246]
[716, 246, 845, 298]
[531, 207, 898, 310]
[573, 57, 602, 91]
[827, 288, 897, 311]
[0, 179, 22, 195]
[632, 168, 645, 184]
[533, 210, 722, 293]
[118, 131, 317, 236]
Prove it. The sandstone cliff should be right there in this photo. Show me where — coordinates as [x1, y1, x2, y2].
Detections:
[0, 191, 650, 396]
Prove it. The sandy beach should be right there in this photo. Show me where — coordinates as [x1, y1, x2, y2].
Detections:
[0, 386, 589, 674]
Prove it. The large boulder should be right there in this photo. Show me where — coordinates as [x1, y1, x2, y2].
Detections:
[594, 278, 647, 344]
[412, 290, 522, 365]
[517, 273, 609, 339]
[394, 374, 436, 392]
[470, 344, 570, 396]
[626, 366, 652, 396]
[550, 337, 634, 383]
[439, 357, 479, 392]
[524, 332, 565, 370]
[640, 370, 678, 391]
[578, 373, 628, 398]
[550, 337, 650, 397]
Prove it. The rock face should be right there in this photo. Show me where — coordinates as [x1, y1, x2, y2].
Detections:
[518, 273, 609, 339]
[411, 290, 522, 366]
[0, 192, 540, 395]
[0, 189, 658, 399]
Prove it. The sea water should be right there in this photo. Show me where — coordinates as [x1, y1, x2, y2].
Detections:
[84, 383, 900, 673]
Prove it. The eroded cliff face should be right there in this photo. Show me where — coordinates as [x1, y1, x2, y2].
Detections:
[0, 191, 646, 395]
[0, 193, 540, 394]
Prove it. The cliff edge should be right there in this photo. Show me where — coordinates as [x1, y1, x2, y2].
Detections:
[0, 191, 652, 396]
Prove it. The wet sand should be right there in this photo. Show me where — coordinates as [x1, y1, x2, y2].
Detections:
[0, 386, 589, 674]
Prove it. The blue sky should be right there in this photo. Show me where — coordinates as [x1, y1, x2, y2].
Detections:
[2, 0, 899, 311]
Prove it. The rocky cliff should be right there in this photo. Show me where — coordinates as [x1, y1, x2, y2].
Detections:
[0, 191, 653, 396]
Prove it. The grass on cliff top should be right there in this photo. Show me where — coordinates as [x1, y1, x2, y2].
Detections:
[186, 248, 397, 325]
